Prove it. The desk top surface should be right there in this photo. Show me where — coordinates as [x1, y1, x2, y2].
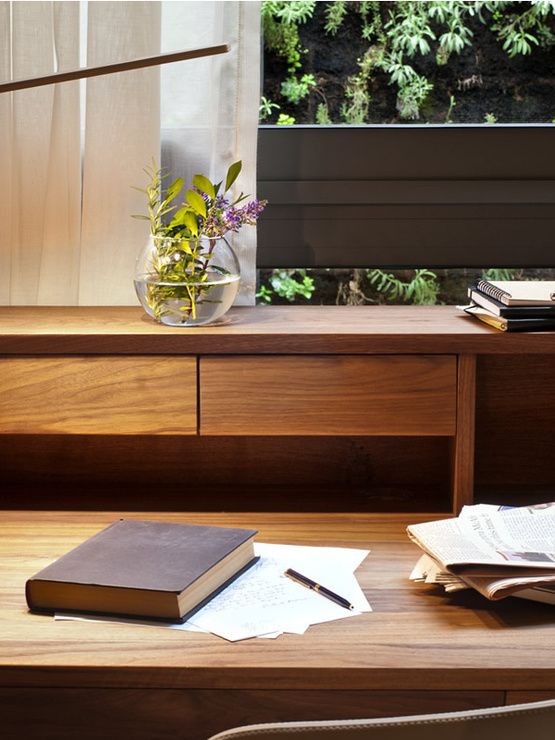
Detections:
[1, 305, 555, 353]
[1, 511, 554, 691]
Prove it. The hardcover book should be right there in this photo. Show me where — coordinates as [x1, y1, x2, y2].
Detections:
[460, 304, 555, 333]
[26, 519, 258, 622]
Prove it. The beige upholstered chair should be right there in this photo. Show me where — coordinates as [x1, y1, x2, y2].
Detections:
[207, 697, 555, 739]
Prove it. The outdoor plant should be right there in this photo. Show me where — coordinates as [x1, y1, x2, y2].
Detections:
[367, 269, 441, 305]
[257, 269, 315, 303]
[133, 161, 267, 323]
[261, 1, 555, 124]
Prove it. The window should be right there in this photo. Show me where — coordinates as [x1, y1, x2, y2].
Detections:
[256, 1, 555, 305]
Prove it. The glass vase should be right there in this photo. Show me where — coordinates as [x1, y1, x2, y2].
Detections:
[134, 235, 240, 327]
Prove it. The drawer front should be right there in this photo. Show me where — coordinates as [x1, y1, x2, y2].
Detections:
[200, 355, 456, 436]
[0, 357, 197, 434]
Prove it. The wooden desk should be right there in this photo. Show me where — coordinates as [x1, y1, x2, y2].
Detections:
[1, 305, 555, 513]
[1, 511, 554, 739]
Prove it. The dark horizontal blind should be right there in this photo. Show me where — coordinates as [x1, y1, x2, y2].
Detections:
[256, 125, 555, 268]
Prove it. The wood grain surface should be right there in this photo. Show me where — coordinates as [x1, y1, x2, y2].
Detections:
[1, 511, 553, 739]
[0, 436, 452, 512]
[0, 357, 197, 434]
[1, 511, 553, 691]
[450, 355, 476, 511]
[0, 688, 506, 740]
[1, 305, 555, 354]
[200, 355, 456, 436]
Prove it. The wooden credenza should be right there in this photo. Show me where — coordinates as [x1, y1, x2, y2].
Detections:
[2, 305, 555, 513]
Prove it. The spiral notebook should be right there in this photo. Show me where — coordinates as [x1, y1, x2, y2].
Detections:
[476, 280, 555, 307]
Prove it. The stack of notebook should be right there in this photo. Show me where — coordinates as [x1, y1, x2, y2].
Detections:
[460, 279, 555, 332]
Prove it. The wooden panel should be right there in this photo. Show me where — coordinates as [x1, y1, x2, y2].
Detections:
[0, 435, 451, 512]
[475, 355, 555, 489]
[200, 355, 456, 436]
[450, 355, 476, 512]
[506, 692, 555, 705]
[0, 688, 505, 740]
[0, 356, 196, 434]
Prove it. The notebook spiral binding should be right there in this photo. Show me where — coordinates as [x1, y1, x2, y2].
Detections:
[476, 280, 512, 303]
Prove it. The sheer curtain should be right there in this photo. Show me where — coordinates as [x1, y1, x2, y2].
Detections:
[160, 1, 261, 305]
[0, 1, 261, 306]
[0, 1, 82, 304]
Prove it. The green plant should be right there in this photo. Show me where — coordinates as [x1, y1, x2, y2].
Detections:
[324, 0, 348, 35]
[490, 0, 555, 57]
[281, 73, 316, 104]
[133, 161, 267, 322]
[484, 112, 498, 124]
[276, 113, 296, 125]
[257, 269, 315, 303]
[268, 1, 555, 124]
[341, 46, 382, 124]
[445, 94, 457, 123]
[259, 96, 280, 121]
[262, 1, 316, 73]
[367, 269, 441, 305]
[481, 267, 519, 282]
[315, 102, 332, 124]
[396, 74, 434, 120]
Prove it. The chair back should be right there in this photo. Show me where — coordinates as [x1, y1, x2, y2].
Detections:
[207, 698, 555, 740]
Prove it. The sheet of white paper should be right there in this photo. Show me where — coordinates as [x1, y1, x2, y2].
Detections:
[187, 544, 371, 641]
[54, 612, 204, 631]
[255, 542, 369, 573]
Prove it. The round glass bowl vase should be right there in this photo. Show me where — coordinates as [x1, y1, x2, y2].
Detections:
[134, 235, 240, 327]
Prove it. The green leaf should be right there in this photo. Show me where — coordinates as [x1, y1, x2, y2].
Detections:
[169, 206, 190, 226]
[225, 161, 242, 192]
[183, 211, 199, 236]
[186, 189, 207, 218]
[193, 174, 216, 200]
[166, 177, 183, 201]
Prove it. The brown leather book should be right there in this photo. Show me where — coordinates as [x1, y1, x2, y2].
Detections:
[26, 519, 258, 622]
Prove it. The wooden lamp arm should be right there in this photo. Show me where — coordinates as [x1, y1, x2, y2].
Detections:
[0, 44, 229, 94]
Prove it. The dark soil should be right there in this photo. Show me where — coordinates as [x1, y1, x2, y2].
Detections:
[262, 2, 555, 124]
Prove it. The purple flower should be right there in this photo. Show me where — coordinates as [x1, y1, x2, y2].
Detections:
[223, 207, 242, 232]
[236, 199, 267, 225]
[215, 195, 230, 209]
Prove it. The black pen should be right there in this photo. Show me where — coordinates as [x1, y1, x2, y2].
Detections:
[284, 568, 354, 610]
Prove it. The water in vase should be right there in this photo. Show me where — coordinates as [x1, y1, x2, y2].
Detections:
[134, 271, 240, 327]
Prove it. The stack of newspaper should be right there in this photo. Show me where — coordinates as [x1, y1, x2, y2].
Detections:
[408, 503, 555, 604]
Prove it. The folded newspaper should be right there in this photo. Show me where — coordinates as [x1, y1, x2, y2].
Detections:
[408, 503, 555, 601]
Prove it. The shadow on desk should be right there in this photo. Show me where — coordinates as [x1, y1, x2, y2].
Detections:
[426, 585, 555, 630]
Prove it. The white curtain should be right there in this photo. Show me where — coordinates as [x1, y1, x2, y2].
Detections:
[0, 1, 82, 304]
[0, 0, 261, 306]
[161, 1, 261, 305]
